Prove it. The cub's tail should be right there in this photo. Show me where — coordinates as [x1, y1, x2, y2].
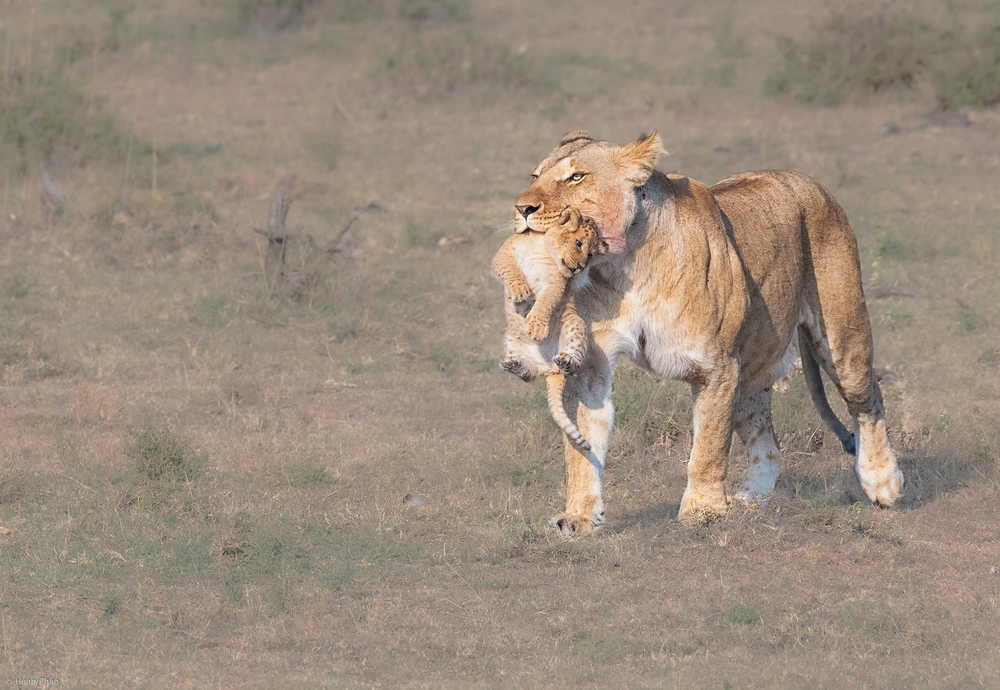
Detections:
[546, 373, 591, 452]
[798, 326, 857, 456]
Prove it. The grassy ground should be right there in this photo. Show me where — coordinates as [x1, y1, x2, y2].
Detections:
[1, 0, 999, 687]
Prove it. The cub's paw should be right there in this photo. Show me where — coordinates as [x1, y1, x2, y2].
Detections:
[526, 313, 549, 341]
[500, 358, 533, 382]
[507, 280, 532, 304]
[554, 353, 581, 375]
[548, 510, 604, 535]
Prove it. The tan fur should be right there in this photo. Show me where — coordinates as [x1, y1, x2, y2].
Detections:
[510, 131, 903, 533]
[492, 207, 608, 452]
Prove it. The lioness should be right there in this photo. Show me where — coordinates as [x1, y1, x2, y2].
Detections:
[492, 206, 608, 451]
[510, 130, 903, 532]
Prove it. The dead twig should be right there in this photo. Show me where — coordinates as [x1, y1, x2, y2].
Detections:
[867, 286, 919, 300]
[120, 123, 135, 213]
[334, 94, 356, 128]
[41, 169, 79, 216]
[252, 191, 292, 288]
[325, 215, 358, 254]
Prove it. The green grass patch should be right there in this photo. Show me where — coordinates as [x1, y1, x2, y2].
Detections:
[493, 388, 548, 428]
[839, 598, 897, 647]
[302, 131, 342, 171]
[125, 422, 208, 483]
[612, 367, 688, 446]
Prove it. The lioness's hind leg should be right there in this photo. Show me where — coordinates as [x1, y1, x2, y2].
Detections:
[809, 260, 903, 506]
[733, 390, 781, 504]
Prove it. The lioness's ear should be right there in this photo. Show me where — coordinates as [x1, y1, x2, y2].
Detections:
[620, 130, 665, 186]
[558, 130, 594, 147]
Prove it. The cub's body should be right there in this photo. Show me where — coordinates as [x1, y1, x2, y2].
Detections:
[492, 208, 606, 451]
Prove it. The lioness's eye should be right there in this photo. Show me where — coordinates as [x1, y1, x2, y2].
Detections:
[567, 172, 586, 183]
[576, 240, 583, 248]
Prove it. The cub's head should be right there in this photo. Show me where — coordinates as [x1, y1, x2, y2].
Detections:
[514, 130, 664, 254]
[545, 206, 609, 278]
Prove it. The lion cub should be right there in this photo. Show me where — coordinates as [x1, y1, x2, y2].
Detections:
[492, 207, 607, 451]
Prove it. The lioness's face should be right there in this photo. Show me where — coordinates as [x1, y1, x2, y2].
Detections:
[514, 131, 663, 254]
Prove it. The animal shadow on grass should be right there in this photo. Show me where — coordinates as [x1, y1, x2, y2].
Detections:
[896, 448, 996, 509]
[609, 501, 681, 534]
[603, 442, 993, 535]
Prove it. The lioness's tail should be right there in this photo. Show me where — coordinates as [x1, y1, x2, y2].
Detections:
[546, 373, 591, 452]
[798, 326, 857, 456]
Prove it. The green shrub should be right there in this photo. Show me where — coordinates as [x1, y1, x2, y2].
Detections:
[930, 20, 1000, 108]
[234, 0, 385, 30]
[764, 11, 936, 105]
[234, 0, 320, 30]
[125, 422, 207, 482]
[0, 71, 130, 181]
[764, 9, 1000, 108]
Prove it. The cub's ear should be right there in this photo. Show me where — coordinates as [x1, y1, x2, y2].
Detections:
[619, 130, 666, 186]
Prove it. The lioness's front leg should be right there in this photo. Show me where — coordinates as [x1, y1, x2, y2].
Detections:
[549, 355, 613, 534]
[679, 359, 740, 522]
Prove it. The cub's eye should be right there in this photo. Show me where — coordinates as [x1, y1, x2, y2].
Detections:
[576, 240, 583, 248]
[567, 172, 586, 184]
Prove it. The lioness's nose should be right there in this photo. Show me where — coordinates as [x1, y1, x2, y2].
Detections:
[515, 204, 539, 220]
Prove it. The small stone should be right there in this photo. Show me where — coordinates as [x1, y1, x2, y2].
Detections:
[881, 122, 901, 136]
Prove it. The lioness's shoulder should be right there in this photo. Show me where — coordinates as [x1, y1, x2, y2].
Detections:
[657, 172, 725, 223]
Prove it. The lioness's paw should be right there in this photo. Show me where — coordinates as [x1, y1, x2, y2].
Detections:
[526, 313, 549, 341]
[678, 487, 728, 525]
[554, 354, 581, 375]
[548, 510, 605, 534]
[859, 464, 904, 508]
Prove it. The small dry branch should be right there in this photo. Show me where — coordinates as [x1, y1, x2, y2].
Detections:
[253, 192, 358, 297]
[254, 191, 293, 287]
[867, 286, 919, 300]
[325, 215, 358, 255]
[41, 169, 78, 216]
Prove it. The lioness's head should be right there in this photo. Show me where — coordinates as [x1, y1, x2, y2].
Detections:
[545, 207, 609, 278]
[514, 131, 664, 254]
